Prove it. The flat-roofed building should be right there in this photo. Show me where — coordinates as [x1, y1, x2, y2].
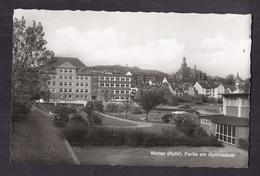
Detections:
[200, 93, 250, 146]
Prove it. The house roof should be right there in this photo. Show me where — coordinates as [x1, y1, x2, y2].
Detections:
[224, 85, 237, 92]
[200, 114, 249, 127]
[51, 57, 87, 68]
[196, 80, 218, 89]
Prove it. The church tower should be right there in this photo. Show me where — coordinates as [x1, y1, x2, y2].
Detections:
[181, 57, 187, 68]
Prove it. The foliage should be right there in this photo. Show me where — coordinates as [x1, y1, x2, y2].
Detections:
[161, 114, 173, 123]
[52, 106, 76, 127]
[92, 112, 103, 125]
[12, 17, 54, 111]
[66, 127, 222, 147]
[104, 103, 125, 113]
[130, 106, 144, 114]
[63, 113, 90, 146]
[12, 102, 30, 122]
[83, 101, 103, 125]
[225, 74, 235, 85]
[138, 87, 164, 121]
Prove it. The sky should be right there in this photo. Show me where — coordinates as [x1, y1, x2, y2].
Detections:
[14, 9, 251, 79]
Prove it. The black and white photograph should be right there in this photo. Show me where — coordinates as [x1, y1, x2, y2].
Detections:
[11, 9, 251, 168]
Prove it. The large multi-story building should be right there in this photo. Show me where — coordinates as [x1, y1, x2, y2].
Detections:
[96, 72, 132, 101]
[47, 57, 132, 103]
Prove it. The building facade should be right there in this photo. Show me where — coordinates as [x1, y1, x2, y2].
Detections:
[200, 93, 250, 146]
[47, 57, 133, 104]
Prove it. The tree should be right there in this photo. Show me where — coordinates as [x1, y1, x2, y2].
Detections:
[139, 87, 163, 121]
[244, 78, 250, 93]
[225, 74, 235, 85]
[12, 17, 54, 108]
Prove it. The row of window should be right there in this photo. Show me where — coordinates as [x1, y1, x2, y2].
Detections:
[200, 118, 211, 125]
[52, 75, 89, 80]
[99, 76, 131, 82]
[48, 81, 89, 87]
[59, 94, 88, 99]
[49, 88, 89, 93]
[100, 83, 131, 88]
[101, 90, 130, 94]
[58, 68, 74, 73]
[215, 123, 236, 145]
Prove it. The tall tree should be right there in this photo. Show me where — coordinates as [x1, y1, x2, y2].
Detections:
[225, 74, 235, 85]
[139, 87, 163, 121]
[12, 17, 54, 107]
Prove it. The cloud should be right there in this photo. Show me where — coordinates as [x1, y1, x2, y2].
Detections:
[47, 27, 184, 74]
[189, 35, 251, 78]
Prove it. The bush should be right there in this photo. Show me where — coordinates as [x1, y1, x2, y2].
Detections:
[105, 103, 125, 113]
[85, 101, 104, 112]
[161, 114, 173, 123]
[130, 106, 144, 114]
[92, 112, 103, 125]
[63, 113, 89, 146]
[12, 102, 30, 121]
[238, 138, 249, 150]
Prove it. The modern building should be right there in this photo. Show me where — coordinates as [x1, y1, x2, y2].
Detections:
[200, 93, 250, 146]
[95, 71, 132, 101]
[47, 57, 133, 104]
[47, 57, 91, 104]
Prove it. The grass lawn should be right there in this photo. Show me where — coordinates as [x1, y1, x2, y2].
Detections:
[73, 145, 248, 168]
[107, 110, 173, 123]
[101, 115, 137, 126]
[11, 110, 75, 164]
[192, 104, 221, 113]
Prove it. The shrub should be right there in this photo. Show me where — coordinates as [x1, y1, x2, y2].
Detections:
[130, 106, 144, 114]
[12, 102, 30, 122]
[85, 101, 104, 112]
[92, 112, 103, 125]
[238, 138, 249, 150]
[63, 113, 89, 146]
[161, 114, 173, 123]
[105, 103, 118, 113]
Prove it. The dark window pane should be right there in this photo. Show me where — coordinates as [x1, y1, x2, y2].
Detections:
[232, 127, 236, 137]
[228, 126, 231, 136]
[228, 137, 231, 143]
[224, 125, 227, 135]
[232, 138, 235, 144]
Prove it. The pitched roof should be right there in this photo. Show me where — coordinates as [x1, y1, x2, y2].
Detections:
[51, 57, 87, 68]
[196, 80, 218, 89]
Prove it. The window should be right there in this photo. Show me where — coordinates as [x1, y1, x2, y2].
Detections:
[106, 83, 110, 87]
[64, 95, 67, 98]
[69, 69, 72, 73]
[126, 78, 129, 82]
[81, 89, 84, 93]
[121, 77, 125, 81]
[60, 82, 63, 86]
[100, 83, 104, 87]
[215, 123, 236, 145]
[111, 83, 114, 87]
[76, 95, 79, 98]
[85, 95, 88, 98]
[64, 88, 67, 92]
[69, 94, 72, 98]
[52, 75, 56, 79]
[69, 82, 72, 86]
[76, 89, 79, 93]
[116, 90, 119, 94]
[116, 84, 119, 87]
[121, 90, 124, 94]
[85, 89, 88, 93]
[69, 76, 72, 79]
[65, 69, 68, 73]
[121, 84, 125, 87]
[81, 76, 84, 80]
[64, 76, 67, 79]
[242, 99, 249, 107]
[85, 77, 88, 80]
[76, 83, 79, 86]
[52, 89, 56, 92]
[48, 81, 51, 85]
[81, 83, 84, 86]
[52, 81, 55, 86]
[126, 90, 129, 94]
[60, 88, 63, 92]
[60, 69, 63, 72]
[100, 76, 104, 80]
[85, 83, 88, 86]
[76, 76, 80, 79]
[126, 84, 129, 87]
[116, 77, 120, 81]
[64, 82, 68, 86]
[60, 76, 63, 79]
[105, 77, 109, 81]
[69, 89, 72, 92]
[200, 118, 211, 125]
